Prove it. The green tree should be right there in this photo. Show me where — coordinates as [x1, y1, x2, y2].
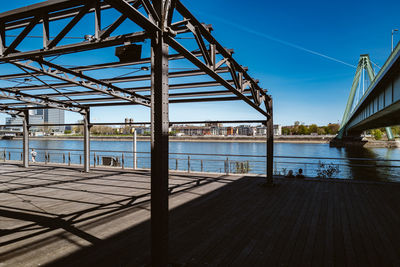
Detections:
[169, 130, 178, 136]
[371, 129, 383, 140]
[91, 125, 115, 135]
[292, 121, 300, 135]
[73, 125, 83, 134]
[282, 127, 290, 135]
[326, 123, 340, 134]
[309, 124, 318, 134]
[298, 124, 308, 135]
[391, 126, 400, 137]
[317, 127, 326, 135]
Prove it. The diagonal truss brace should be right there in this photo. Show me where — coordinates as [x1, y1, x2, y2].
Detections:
[111, 0, 269, 117]
[0, 87, 85, 113]
[105, 0, 160, 33]
[166, 36, 269, 118]
[187, 23, 212, 67]
[170, 2, 270, 116]
[0, 106, 24, 116]
[3, 16, 41, 56]
[0, 67, 233, 92]
[12, 59, 151, 107]
[0, 49, 231, 80]
[141, 0, 161, 23]
[0, 0, 151, 61]
[46, 3, 92, 50]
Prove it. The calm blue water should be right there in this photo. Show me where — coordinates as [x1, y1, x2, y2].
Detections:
[1, 139, 399, 182]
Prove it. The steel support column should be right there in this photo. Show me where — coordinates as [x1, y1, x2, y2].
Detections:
[133, 129, 137, 169]
[22, 111, 29, 167]
[385, 127, 395, 141]
[83, 109, 90, 173]
[150, 1, 169, 265]
[266, 98, 274, 184]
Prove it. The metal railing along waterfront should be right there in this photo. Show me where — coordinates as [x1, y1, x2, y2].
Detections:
[1, 146, 400, 180]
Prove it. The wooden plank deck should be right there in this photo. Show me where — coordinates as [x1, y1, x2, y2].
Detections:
[0, 164, 399, 266]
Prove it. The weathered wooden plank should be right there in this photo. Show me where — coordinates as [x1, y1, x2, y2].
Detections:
[285, 181, 321, 266]
[340, 181, 364, 266]
[300, 180, 325, 266]
[0, 164, 399, 266]
[230, 179, 290, 265]
[236, 179, 296, 266]
[311, 180, 329, 267]
[169, 177, 257, 264]
[251, 180, 307, 266]
[360, 183, 400, 266]
[332, 180, 346, 266]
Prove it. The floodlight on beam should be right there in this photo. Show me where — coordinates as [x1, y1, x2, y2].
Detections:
[115, 44, 142, 62]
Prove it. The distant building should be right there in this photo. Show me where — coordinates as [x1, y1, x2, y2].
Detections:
[125, 118, 134, 125]
[274, 124, 282, 136]
[5, 116, 23, 126]
[208, 126, 233, 136]
[226, 127, 234, 136]
[129, 123, 283, 137]
[205, 122, 223, 127]
[5, 108, 65, 133]
[256, 125, 267, 136]
[44, 109, 65, 132]
[219, 127, 228, 136]
[5, 116, 23, 132]
[250, 124, 282, 136]
[134, 126, 151, 135]
[122, 118, 135, 134]
[30, 114, 45, 130]
[210, 126, 220, 136]
[236, 125, 255, 136]
[171, 125, 209, 136]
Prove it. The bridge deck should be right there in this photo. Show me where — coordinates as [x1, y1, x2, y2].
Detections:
[0, 164, 399, 266]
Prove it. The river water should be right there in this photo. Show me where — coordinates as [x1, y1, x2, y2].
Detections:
[0, 139, 399, 182]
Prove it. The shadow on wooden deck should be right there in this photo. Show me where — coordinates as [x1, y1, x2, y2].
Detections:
[44, 177, 400, 266]
[0, 164, 399, 266]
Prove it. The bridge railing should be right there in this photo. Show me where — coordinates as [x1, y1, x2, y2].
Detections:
[1, 146, 400, 181]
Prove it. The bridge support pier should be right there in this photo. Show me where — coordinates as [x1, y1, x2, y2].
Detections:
[330, 134, 366, 147]
[385, 127, 395, 141]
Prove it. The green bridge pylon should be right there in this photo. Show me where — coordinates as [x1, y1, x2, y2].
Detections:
[337, 54, 394, 140]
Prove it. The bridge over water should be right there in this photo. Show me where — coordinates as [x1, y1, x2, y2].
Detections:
[332, 42, 400, 145]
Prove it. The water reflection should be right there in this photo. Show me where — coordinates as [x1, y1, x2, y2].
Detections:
[0, 139, 399, 182]
[344, 147, 384, 181]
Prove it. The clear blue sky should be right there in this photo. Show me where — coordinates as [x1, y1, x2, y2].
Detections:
[0, 0, 399, 126]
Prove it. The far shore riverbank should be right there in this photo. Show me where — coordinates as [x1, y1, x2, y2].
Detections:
[7, 135, 399, 147]
[12, 135, 335, 143]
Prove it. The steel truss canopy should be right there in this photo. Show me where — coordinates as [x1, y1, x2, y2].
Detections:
[0, 0, 271, 117]
[0, 1, 273, 266]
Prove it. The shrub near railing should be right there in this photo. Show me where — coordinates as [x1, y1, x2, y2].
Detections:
[234, 161, 251, 174]
[316, 161, 340, 178]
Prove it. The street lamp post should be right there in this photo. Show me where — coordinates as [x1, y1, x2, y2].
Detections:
[392, 29, 399, 52]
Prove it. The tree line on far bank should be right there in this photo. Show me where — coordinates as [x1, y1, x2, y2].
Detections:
[72, 125, 124, 135]
[282, 121, 400, 140]
[282, 122, 340, 135]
